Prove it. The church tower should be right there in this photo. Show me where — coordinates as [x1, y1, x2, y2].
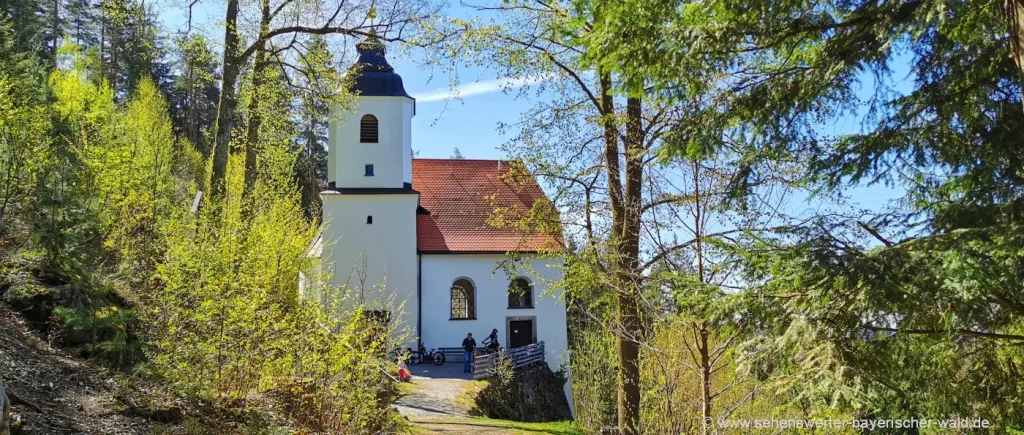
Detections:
[327, 34, 415, 188]
[320, 33, 419, 334]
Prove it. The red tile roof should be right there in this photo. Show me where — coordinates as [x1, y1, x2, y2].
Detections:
[413, 158, 562, 253]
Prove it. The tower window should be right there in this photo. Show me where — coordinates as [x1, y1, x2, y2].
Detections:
[364, 164, 374, 176]
[360, 114, 378, 143]
[366, 216, 373, 224]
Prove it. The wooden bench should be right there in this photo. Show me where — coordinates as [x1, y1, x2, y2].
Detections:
[438, 347, 467, 362]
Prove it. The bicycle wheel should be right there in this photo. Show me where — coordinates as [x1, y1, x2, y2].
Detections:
[433, 352, 445, 366]
[411, 351, 424, 365]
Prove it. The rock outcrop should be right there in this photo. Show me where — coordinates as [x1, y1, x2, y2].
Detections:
[470, 363, 572, 422]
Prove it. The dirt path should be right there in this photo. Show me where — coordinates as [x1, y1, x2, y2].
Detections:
[394, 363, 475, 418]
[0, 304, 159, 434]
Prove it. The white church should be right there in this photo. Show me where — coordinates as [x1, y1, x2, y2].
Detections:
[306, 34, 572, 402]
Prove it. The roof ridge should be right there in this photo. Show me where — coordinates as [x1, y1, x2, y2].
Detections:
[413, 157, 508, 163]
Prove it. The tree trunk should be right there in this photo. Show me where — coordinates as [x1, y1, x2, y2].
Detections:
[1008, 0, 1024, 109]
[51, 0, 59, 67]
[242, 0, 271, 201]
[209, 0, 241, 199]
[690, 159, 715, 434]
[614, 95, 645, 435]
[99, 6, 105, 83]
[699, 328, 712, 435]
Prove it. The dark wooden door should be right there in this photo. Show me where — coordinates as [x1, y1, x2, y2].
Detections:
[509, 320, 534, 348]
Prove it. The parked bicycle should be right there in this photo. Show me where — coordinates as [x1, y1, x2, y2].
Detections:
[388, 346, 415, 364]
[417, 342, 446, 366]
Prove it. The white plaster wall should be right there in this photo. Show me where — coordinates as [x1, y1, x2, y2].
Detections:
[320, 192, 419, 337]
[327, 96, 414, 188]
[419, 254, 573, 410]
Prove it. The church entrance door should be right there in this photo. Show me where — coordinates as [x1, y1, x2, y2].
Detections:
[508, 318, 534, 349]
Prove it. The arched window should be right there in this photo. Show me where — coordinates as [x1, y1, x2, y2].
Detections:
[360, 114, 378, 143]
[366, 215, 373, 224]
[508, 277, 533, 308]
[451, 278, 476, 319]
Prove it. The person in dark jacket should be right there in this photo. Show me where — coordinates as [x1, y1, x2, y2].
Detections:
[462, 333, 476, 373]
[483, 328, 500, 351]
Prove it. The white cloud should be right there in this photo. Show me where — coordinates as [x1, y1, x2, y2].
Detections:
[414, 76, 549, 103]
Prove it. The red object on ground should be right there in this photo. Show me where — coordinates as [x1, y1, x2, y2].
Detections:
[398, 368, 411, 382]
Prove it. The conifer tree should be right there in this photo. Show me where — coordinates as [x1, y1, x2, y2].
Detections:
[169, 34, 220, 155]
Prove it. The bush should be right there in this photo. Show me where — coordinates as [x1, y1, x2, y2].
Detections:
[53, 304, 141, 367]
[140, 153, 407, 432]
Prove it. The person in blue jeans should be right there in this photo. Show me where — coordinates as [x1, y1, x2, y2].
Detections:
[462, 333, 477, 373]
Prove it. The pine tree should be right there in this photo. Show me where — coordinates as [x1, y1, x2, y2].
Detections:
[64, 0, 96, 47]
[169, 34, 220, 155]
[0, 0, 51, 64]
[95, 0, 169, 98]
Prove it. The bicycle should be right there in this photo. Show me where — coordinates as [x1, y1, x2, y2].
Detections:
[417, 343, 446, 366]
[478, 344, 502, 357]
[389, 346, 415, 364]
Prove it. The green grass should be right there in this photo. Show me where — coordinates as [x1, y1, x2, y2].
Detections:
[407, 416, 584, 434]
[453, 379, 490, 413]
[395, 380, 421, 398]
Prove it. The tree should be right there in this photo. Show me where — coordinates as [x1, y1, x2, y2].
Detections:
[1, 0, 52, 64]
[450, 147, 463, 159]
[207, 0, 439, 200]
[436, 3, 654, 429]
[169, 34, 220, 155]
[428, 1, 800, 432]
[591, 0, 1024, 427]
[291, 36, 340, 220]
[95, 0, 170, 98]
[0, 13, 49, 237]
[65, 0, 97, 47]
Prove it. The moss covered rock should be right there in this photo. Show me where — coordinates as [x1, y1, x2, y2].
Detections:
[470, 363, 572, 422]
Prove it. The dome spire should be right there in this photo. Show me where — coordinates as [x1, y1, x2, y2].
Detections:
[348, 24, 410, 97]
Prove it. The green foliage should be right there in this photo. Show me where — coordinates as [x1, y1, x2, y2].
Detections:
[94, 0, 172, 98]
[530, 0, 1024, 429]
[91, 77, 180, 278]
[0, 13, 49, 239]
[567, 311, 617, 431]
[169, 34, 219, 155]
[0, 26, 398, 430]
[31, 50, 113, 273]
[54, 304, 141, 366]
[146, 170, 405, 431]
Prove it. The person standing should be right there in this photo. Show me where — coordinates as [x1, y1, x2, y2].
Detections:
[462, 333, 477, 373]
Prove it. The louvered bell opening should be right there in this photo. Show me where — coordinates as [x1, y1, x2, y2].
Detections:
[360, 114, 378, 143]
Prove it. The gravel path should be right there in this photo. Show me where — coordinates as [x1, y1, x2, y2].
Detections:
[394, 363, 475, 418]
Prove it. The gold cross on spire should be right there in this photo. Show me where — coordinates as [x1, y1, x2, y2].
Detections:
[368, 7, 377, 27]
